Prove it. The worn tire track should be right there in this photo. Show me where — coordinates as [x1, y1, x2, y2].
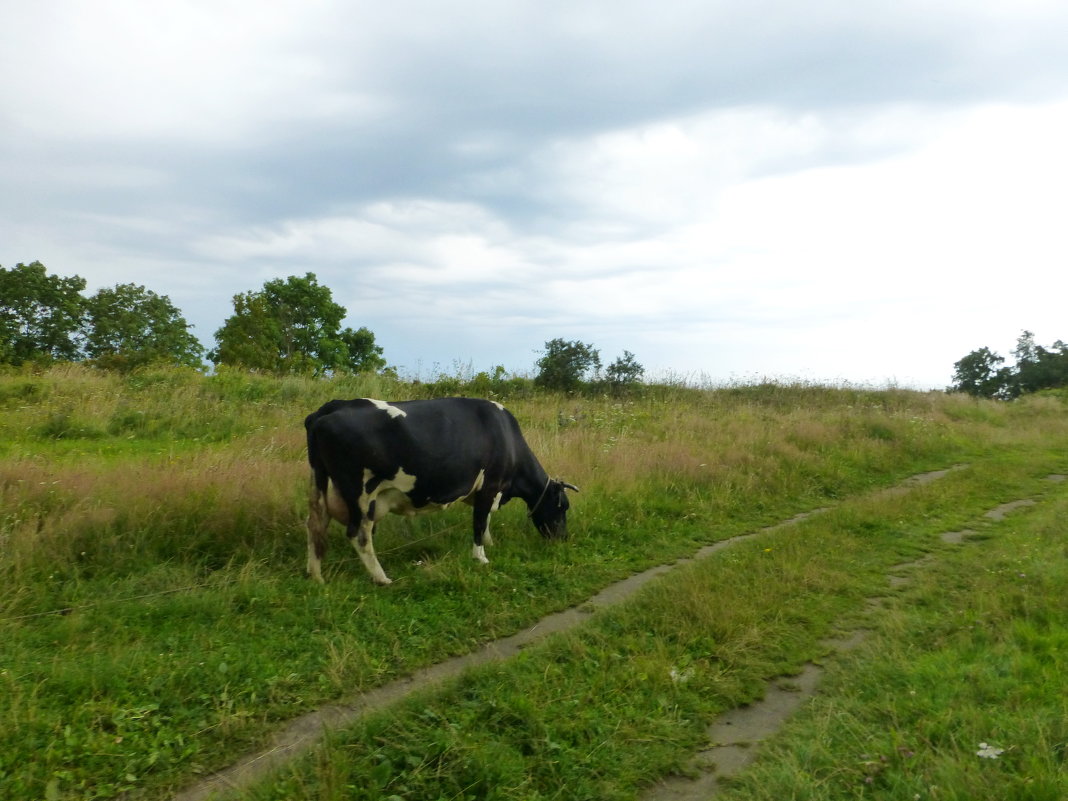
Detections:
[173, 466, 978, 801]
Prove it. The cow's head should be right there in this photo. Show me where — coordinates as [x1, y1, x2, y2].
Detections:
[530, 479, 579, 539]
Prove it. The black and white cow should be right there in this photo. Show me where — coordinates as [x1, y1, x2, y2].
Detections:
[304, 397, 578, 585]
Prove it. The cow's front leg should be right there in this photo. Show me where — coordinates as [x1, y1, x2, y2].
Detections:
[471, 503, 495, 565]
[348, 519, 392, 585]
[471, 491, 504, 563]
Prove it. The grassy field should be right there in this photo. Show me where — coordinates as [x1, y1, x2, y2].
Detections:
[1, 366, 1065, 800]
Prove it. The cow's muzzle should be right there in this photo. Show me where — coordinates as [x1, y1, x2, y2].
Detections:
[539, 521, 568, 540]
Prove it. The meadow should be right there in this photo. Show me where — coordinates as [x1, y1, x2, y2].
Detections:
[1, 365, 1065, 800]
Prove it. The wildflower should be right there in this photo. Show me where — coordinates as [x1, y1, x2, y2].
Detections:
[669, 667, 694, 684]
[976, 742, 1004, 759]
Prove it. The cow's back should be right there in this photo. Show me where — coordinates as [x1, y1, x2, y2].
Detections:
[305, 398, 401, 477]
[306, 397, 529, 501]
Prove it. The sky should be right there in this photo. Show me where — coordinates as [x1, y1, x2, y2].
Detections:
[3, 1, 1067, 389]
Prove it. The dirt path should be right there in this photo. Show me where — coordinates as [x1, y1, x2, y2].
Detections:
[173, 466, 999, 801]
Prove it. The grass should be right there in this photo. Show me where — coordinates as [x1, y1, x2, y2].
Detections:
[1, 366, 1066, 799]
[232, 457, 1068, 800]
[717, 479, 1068, 801]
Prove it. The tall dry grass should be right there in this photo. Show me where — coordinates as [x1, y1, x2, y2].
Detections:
[3, 366, 1063, 608]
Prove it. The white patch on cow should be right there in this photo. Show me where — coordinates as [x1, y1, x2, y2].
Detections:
[359, 467, 419, 520]
[490, 491, 503, 512]
[363, 398, 406, 418]
[472, 544, 489, 564]
[491, 401, 504, 411]
[355, 468, 374, 516]
[470, 469, 486, 495]
[459, 469, 487, 508]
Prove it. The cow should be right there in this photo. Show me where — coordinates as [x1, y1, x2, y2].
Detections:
[304, 397, 578, 585]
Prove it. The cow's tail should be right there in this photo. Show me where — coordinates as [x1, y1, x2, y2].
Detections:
[304, 412, 331, 486]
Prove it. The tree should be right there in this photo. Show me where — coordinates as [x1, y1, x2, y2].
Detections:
[1010, 330, 1068, 396]
[605, 350, 645, 390]
[950, 346, 1011, 398]
[83, 283, 204, 371]
[535, 338, 601, 392]
[0, 261, 86, 364]
[950, 331, 1068, 399]
[210, 273, 385, 374]
[208, 291, 282, 372]
[338, 325, 386, 373]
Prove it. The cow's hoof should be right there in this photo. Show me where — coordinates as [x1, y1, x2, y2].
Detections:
[373, 576, 393, 586]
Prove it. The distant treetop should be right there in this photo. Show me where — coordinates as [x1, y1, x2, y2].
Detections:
[950, 331, 1068, 398]
[209, 272, 386, 375]
[0, 261, 202, 370]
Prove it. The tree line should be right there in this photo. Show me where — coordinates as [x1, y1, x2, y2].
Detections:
[950, 330, 1068, 399]
[0, 261, 643, 391]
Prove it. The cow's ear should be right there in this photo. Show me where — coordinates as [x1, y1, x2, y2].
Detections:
[559, 481, 580, 492]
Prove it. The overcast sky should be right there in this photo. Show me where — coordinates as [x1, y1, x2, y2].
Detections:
[3, 1, 1067, 388]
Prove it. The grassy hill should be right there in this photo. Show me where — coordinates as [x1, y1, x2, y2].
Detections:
[2, 366, 1065, 799]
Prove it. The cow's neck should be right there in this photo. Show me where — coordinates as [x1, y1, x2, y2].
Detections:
[516, 458, 551, 510]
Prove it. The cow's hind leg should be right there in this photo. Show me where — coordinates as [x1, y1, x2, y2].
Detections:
[349, 519, 392, 586]
[306, 471, 328, 583]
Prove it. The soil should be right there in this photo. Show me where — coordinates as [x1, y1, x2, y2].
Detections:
[173, 467, 1057, 801]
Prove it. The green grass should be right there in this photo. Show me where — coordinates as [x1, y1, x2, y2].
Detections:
[717, 479, 1068, 801]
[231, 458, 1068, 800]
[1, 366, 1066, 799]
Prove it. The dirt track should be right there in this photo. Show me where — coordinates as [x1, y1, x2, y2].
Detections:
[174, 468, 1061, 801]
